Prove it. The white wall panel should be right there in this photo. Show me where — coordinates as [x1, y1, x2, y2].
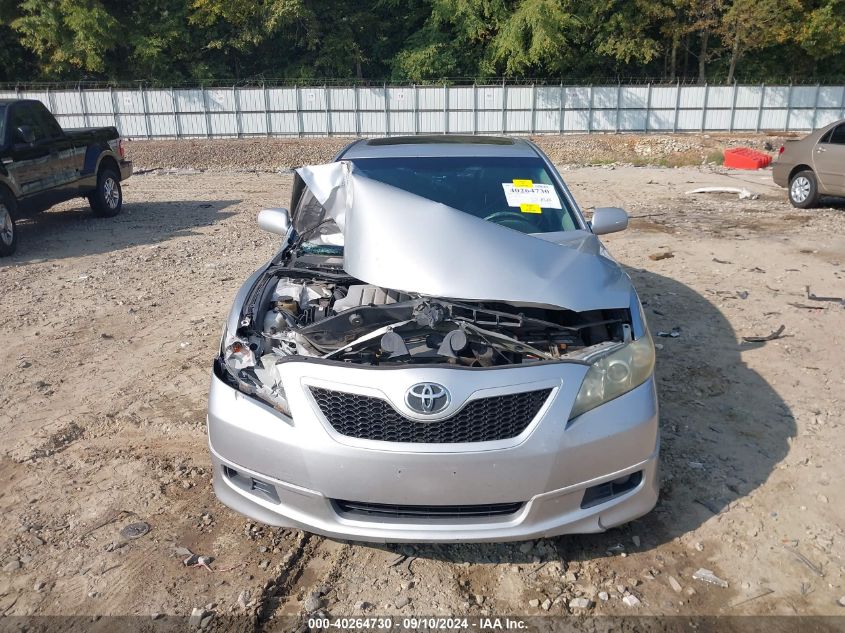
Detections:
[11, 83, 842, 139]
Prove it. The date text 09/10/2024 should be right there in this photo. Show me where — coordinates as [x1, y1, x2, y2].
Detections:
[307, 617, 529, 630]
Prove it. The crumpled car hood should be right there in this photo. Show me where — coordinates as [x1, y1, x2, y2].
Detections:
[295, 161, 633, 312]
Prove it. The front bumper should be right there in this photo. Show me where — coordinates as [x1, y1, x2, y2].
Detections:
[207, 360, 659, 543]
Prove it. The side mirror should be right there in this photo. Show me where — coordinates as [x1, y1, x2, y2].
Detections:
[590, 207, 628, 235]
[16, 126, 35, 144]
[257, 208, 291, 236]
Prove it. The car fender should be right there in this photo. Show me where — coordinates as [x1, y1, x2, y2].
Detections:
[0, 172, 22, 200]
[84, 146, 121, 178]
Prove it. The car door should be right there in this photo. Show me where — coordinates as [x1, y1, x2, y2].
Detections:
[813, 123, 845, 196]
[4, 102, 52, 200]
[32, 102, 77, 193]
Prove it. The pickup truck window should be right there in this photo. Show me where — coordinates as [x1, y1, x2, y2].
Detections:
[34, 104, 63, 139]
[8, 103, 47, 143]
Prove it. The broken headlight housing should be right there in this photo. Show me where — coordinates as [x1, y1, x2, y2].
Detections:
[220, 329, 292, 417]
[568, 331, 655, 420]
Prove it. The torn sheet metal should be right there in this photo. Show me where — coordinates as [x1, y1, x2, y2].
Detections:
[295, 162, 633, 312]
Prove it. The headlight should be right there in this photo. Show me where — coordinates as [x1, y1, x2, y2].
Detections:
[568, 331, 655, 420]
[220, 329, 291, 417]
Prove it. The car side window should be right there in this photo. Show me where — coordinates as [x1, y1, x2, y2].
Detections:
[8, 103, 47, 143]
[33, 103, 63, 139]
[829, 124, 845, 145]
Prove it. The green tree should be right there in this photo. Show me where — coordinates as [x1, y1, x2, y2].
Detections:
[394, 0, 508, 80]
[795, 0, 845, 61]
[719, 0, 799, 83]
[12, 0, 120, 78]
[579, 0, 673, 71]
[488, 0, 578, 75]
[393, 0, 579, 80]
[126, 0, 196, 82]
[1, 0, 844, 85]
[0, 0, 34, 82]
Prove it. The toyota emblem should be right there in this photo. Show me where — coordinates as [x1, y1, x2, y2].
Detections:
[405, 383, 450, 415]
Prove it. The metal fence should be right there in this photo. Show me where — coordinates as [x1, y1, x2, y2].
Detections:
[2, 83, 844, 139]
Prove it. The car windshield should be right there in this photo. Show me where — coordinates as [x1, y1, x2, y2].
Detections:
[351, 156, 579, 233]
[293, 155, 580, 244]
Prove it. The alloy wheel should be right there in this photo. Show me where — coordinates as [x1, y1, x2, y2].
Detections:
[104, 177, 120, 209]
[0, 204, 13, 246]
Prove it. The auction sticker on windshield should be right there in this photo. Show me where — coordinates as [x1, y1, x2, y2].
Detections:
[502, 181, 562, 209]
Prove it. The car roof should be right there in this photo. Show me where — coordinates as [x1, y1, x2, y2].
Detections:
[0, 99, 39, 107]
[339, 135, 541, 159]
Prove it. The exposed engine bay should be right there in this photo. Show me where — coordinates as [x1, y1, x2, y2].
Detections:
[263, 285, 627, 367]
[227, 244, 631, 373]
[217, 160, 648, 415]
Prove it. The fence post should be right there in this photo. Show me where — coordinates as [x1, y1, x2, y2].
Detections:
[414, 84, 419, 135]
[354, 84, 360, 137]
[755, 83, 765, 132]
[700, 83, 709, 131]
[811, 83, 820, 130]
[559, 80, 564, 135]
[14, 84, 20, 98]
[140, 85, 152, 139]
[80, 85, 90, 128]
[785, 83, 794, 131]
[644, 82, 652, 132]
[672, 80, 681, 132]
[46, 87, 56, 116]
[615, 83, 622, 132]
[472, 83, 477, 135]
[501, 78, 506, 134]
[587, 85, 593, 133]
[263, 83, 271, 137]
[233, 86, 242, 138]
[384, 83, 390, 137]
[530, 83, 536, 135]
[443, 83, 448, 134]
[295, 85, 303, 138]
[840, 85, 845, 119]
[171, 87, 181, 139]
[325, 84, 331, 137]
[109, 86, 119, 132]
[202, 86, 212, 139]
[729, 81, 738, 132]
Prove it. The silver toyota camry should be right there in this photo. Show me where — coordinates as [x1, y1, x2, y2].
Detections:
[208, 136, 659, 543]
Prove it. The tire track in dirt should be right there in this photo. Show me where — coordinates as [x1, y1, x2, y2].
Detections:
[255, 531, 315, 628]
[258, 535, 351, 629]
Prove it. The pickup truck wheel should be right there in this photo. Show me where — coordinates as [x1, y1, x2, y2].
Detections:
[89, 168, 123, 217]
[788, 170, 819, 208]
[0, 190, 18, 257]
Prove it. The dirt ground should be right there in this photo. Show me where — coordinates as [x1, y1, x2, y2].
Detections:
[1, 142, 844, 631]
[123, 132, 793, 173]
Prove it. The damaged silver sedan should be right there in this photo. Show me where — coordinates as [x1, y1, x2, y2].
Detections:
[208, 136, 659, 542]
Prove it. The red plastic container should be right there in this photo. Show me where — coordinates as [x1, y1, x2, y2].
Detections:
[723, 147, 772, 170]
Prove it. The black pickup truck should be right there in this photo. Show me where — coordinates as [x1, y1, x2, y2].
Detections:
[0, 99, 133, 256]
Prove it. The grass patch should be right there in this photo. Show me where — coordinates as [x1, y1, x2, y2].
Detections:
[706, 150, 725, 165]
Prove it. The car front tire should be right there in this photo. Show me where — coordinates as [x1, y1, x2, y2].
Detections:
[89, 167, 123, 217]
[788, 170, 819, 209]
[0, 189, 18, 257]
